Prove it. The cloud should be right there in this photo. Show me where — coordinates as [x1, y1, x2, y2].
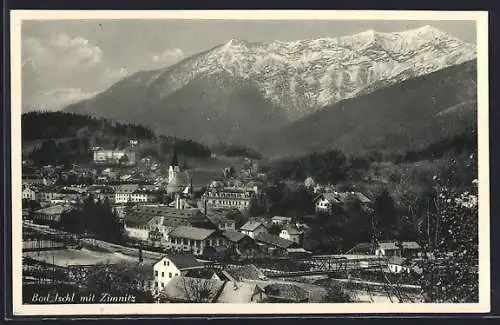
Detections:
[22, 33, 185, 111]
[25, 88, 100, 112]
[151, 48, 184, 66]
[22, 33, 120, 111]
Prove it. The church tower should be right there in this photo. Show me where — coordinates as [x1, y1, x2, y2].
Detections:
[168, 141, 180, 184]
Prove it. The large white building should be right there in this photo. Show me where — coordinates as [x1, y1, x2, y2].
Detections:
[202, 187, 254, 211]
[114, 184, 148, 204]
[168, 226, 226, 255]
[123, 203, 210, 244]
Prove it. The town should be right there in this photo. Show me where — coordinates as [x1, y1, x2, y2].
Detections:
[21, 137, 439, 304]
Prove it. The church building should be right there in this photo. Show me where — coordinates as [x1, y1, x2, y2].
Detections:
[166, 144, 190, 195]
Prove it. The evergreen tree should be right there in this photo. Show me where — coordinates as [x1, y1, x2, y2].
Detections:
[372, 189, 399, 240]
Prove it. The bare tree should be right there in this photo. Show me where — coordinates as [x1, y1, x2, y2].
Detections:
[178, 277, 219, 303]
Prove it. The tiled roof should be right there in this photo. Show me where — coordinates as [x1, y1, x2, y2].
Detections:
[240, 221, 266, 232]
[169, 226, 216, 241]
[271, 216, 291, 221]
[217, 281, 263, 303]
[222, 230, 247, 243]
[254, 232, 296, 249]
[114, 184, 140, 194]
[125, 205, 208, 228]
[347, 242, 374, 254]
[316, 191, 371, 204]
[225, 264, 266, 281]
[167, 254, 205, 270]
[322, 193, 342, 203]
[378, 242, 399, 250]
[206, 211, 233, 224]
[124, 212, 158, 228]
[33, 205, 72, 215]
[401, 241, 421, 250]
[264, 283, 309, 302]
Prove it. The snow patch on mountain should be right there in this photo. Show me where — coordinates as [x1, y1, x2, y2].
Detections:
[133, 25, 476, 120]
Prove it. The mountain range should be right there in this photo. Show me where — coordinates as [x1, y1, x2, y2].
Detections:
[255, 60, 477, 158]
[63, 25, 477, 155]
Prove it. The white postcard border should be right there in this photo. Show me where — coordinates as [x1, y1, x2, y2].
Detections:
[10, 9, 490, 316]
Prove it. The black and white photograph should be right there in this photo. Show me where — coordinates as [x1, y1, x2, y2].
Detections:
[10, 10, 489, 315]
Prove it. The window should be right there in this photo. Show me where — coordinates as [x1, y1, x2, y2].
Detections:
[161, 272, 164, 277]
[164, 260, 166, 266]
[155, 281, 158, 287]
[169, 272, 172, 278]
[154, 270, 158, 276]
[167, 261, 170, 266]
[161, 282, 164, 287]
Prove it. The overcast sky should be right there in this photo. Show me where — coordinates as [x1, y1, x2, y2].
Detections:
[21, 19, 476, 111]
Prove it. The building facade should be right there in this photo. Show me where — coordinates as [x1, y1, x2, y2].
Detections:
[168, 226, 227, 255]
[202, 187, 254, 211]
[22, 187, 37, 201]
[239, 221, 268, 239]
[153, 255, 205, 289]
[279, 225, 304, 245]
[93, 149, 136, 164]
[114, 184, 149, 204]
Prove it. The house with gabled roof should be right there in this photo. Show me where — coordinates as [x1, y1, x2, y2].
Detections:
[22, 186, 37, 201]
[31, 204, 72, 224]
[254, 232, 298, 256]
[314, 191, 371, 214]
[375, 241, 422, 258]
[279, 224, 304, 245]
[271, 216, 292, 226]
[152, 254, 205, 290]
[387, 256, 414, 274]
[222, 230, 260, 258]
[162, 276, 266, 303]
[206, 210, 236, 231]
[239, 221, 267, 239]
[168, 226, 226, 255]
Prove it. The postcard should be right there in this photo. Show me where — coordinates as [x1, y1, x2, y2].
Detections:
[10, 9, 490, 316]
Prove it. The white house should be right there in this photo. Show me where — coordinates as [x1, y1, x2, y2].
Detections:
[375, 242, 401, 257]
[124, 212, 163, 242]
[239, 221, 268, 239]
[375, 241, 422, 258]
[314, 193, 340, 214]
[114, 184, 148, 204]
[152, 254, 205, 290]
[22, 187, 37, 201]
[279, 225, 303, 245]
